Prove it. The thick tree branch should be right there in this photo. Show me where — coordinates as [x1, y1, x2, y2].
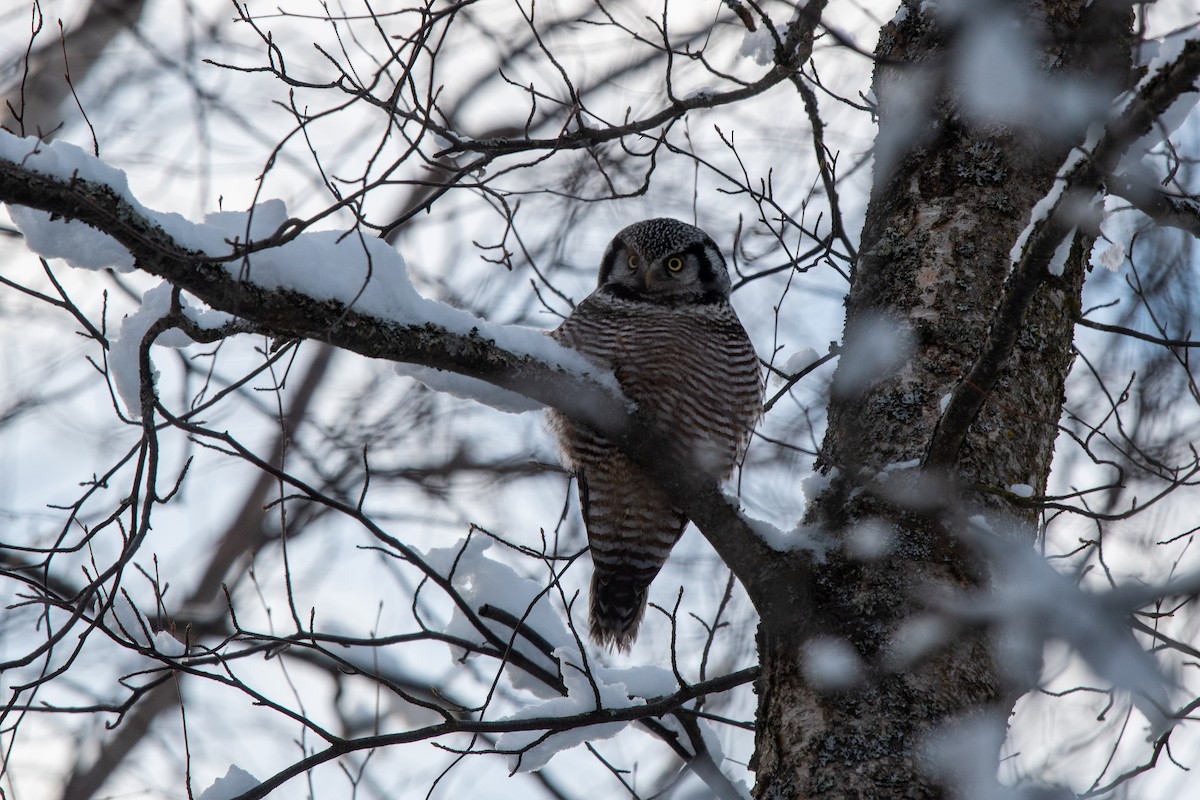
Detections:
[0, 152, 799, 614]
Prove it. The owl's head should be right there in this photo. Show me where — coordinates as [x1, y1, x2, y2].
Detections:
[597, 218, 731, 302]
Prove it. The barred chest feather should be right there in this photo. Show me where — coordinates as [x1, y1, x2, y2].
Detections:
[549, 292, 762, 476]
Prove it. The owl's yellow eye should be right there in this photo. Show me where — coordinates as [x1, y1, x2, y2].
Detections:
[665, 256, 684, 272]
[627, 254, 640, 270]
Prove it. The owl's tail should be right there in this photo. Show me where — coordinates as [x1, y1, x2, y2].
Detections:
[575, 462, 688, 650]
[588, 568, 652, 652]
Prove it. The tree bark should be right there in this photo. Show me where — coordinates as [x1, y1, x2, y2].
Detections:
[751, 2, 1135, 797]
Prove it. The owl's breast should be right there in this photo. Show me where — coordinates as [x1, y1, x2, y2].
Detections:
[551, 294, 762, 473]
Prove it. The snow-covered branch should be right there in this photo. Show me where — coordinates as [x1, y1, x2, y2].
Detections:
[0, 131, 794, 612]
[227, 663, 758, 800]
[0, 134, 622, 422]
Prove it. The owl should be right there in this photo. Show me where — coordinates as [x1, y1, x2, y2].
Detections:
[548, 218, 763, 650]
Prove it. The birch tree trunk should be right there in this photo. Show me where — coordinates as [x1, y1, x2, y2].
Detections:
[752, 2, 1135, 796]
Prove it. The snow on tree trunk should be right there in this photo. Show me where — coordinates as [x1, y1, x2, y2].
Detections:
[751, 3, 1135, 797]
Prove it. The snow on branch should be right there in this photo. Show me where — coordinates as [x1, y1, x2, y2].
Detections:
[421, 533, 752, 779]
[0, 132, 619, 421]
[225, 663, 757, 800]
[422, 534, 576, 698]
[109, 281, 240, 418]
[0, 130, 793, 614]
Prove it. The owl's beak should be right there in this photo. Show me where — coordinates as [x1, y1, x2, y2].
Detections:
[642, 268, 658, 290]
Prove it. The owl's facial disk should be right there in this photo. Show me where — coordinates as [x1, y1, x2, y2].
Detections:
[599, 239, 726, 301]
[627, 246, 697, 293]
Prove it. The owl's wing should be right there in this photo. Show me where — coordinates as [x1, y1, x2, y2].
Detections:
[576, 466, 592, 530]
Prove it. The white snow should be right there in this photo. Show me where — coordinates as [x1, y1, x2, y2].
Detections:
[800, 468, 837, 503]
[743, 512, 787, 549]
[421, 532, 686, 761]
[109, 281, 237, 419]
[751, 517, 830, 561]
[737, 25, 782, 67]
[1046, 229, 1074, 276]
[0, 134, 137, 202]
[153, 630, 187, 657]
[1090, 194, 1135, 272]
[1007, 483, 1034, 498]
[1117, 91, 1200, 174]
[422, 535, 570, 698]
[8, 203, 135, 270]
[419, 536, 707, 772]
[0, 130, 621, 416]
[1113, 33, 1200, 177]
[494, 647, 676, 772]
[1008, 144, 1089, 266]
[395, 363, 545, 413]
[198, 765, 261, 800]
[870, 459, 923, 487]
[1153, 89, 1199, 143]
[1129, 29, 1200, 109]
[782, 346, 819, 379]
[801, 637, 864, 691]
[203, 197, 290, 242]
[109, 282, 173, 418]
[1136, 27, 1195, 71]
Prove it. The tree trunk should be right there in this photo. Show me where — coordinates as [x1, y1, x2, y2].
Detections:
[752, 2, 1135, 796]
